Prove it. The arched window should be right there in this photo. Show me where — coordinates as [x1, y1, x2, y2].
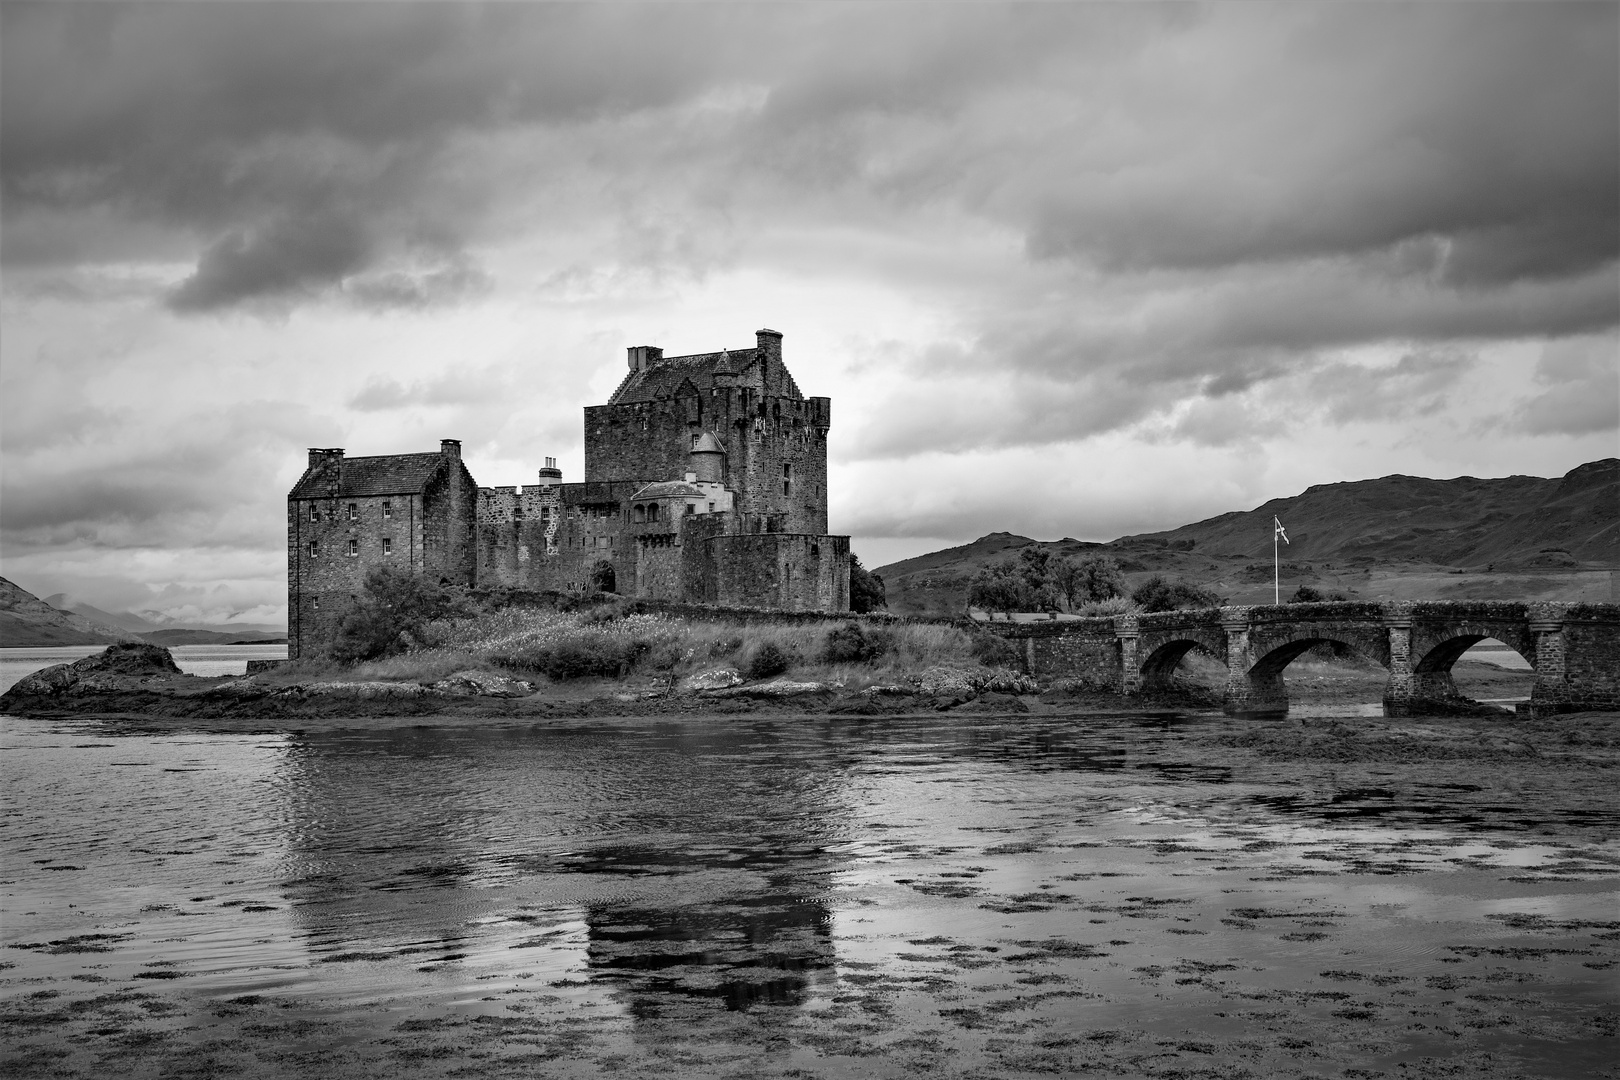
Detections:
[634, 504, 645, 523]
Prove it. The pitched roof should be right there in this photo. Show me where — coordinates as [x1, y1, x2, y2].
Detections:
[631, 480, 706, 500]
[289, 453, 448, 499]
[606, 347, 763, 405]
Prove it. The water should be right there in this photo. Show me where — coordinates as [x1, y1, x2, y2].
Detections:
[0, 644, 287, 693]
[1, 712, 1613, 1078]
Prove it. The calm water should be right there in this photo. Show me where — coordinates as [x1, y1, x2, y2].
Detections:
[1, 712, 1613, 1077]
[0, 644, 288, 693]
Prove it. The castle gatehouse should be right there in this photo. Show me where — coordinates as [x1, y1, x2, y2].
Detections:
[286, 329, 850, 658]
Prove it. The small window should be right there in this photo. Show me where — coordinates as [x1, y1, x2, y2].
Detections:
[382, 501, 392, 519]
[782, 462, 792, 496]
[685, 503, 695, 516]
[308, 505, 319, 523]
[347, 503, 357, 521]
[307, 541, 318, 558]
[382, 538, 393, 555]
[708, 501, 715, 512]
[634, 504, 645, 523]
[648, 503, 659, 522]
[347, 538, 358, 556]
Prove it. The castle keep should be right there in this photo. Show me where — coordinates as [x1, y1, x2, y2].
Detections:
[287, 329, 850, 658]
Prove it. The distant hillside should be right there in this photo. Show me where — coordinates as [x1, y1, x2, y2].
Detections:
[0, 577, 134, 647]
[140, 629, 288, 646]
[873, 459, 1618, 616]
[1117, 458, 1617, 567]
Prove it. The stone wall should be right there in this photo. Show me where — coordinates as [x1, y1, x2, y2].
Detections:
[705, 533, 849, 611]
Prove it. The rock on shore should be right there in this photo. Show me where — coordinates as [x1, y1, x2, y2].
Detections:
[5, 642, 181, 697]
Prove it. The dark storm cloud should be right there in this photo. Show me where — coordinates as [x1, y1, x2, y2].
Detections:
[168, 212, 372, 311]
[3, 1, 1615, 457]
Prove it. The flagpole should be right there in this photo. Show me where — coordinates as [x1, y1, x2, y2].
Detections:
[1274, 517, 1279, 605]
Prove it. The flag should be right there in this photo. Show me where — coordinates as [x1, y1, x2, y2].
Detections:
[1274, 516, 1289, 544]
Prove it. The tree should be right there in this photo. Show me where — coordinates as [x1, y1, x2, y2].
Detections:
[969, 560, 1045, 615]
[1131, 575, 1223, 614]
[329, 566, 469, 664]
[1050, 554, 1125, 610]
[850, 554, 888, 613]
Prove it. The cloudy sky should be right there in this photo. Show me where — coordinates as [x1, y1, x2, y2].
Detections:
[2, 1, 1616, 627]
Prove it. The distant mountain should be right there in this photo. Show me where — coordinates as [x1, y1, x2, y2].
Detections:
[139, 629, 288, 646]
[0, 577, 135, 647]
[43, 595, 285, 639]
[873, 459, 1618, 615]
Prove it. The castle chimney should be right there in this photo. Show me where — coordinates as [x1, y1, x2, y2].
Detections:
[440, 439, 461, 459]
[307, 447, 344, 470]
[755, 328, 783, 367]
[537, 456, 562, 486]
[627, 345, 664, 373]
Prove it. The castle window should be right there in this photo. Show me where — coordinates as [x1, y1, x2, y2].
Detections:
[347, 539, 359, 557]
[382, 501, 392, 519]
[309, 505, 319, 523]
[685, 503, 695, 516]
[347, 503, 357, 521]
[307, 541, 318, 558]
[708, 501, 715, 512]
[782, 463, 792, 496]
[634, 504, 645, 523]
[647, 503, 659, 522]
[382, 538, 393, 556]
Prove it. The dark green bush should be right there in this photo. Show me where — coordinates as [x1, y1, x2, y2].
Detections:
[822, 622, 888, 664]
[850, 555, 888, 613]
[330, 566, 469, 664]
[520, 633, 643, 680]
[969, 632, 1022, 668]
[744, 641, 791, 680]
[1131, 575, 1223, 613]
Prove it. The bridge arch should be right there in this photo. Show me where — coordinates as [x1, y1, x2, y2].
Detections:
[1139, 638, 1222, 691]
[1230, 619, 1391, 717]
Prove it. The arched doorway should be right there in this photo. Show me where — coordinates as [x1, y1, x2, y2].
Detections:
[591, 560, 617, 594]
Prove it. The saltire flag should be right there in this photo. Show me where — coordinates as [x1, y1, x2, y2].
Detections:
[1274, 516, 1289, 544]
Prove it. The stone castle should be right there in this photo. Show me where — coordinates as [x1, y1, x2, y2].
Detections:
[286, 328, 850, 658]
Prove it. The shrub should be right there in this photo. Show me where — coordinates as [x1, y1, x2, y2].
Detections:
[1289, 585, 1348, 603]
[744, 641, 791, 680]
[850, 555, 888, 613]
[1131, 575, 1223, 613]
[1074, 596, 1140, 617]
[969, 632, 1022, 669]
[330, 566, 470, 664]
[524, 633, 644, 680]
[822, 622, 888, 664]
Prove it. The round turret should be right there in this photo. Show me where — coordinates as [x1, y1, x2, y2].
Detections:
[690, 431, 727, 484]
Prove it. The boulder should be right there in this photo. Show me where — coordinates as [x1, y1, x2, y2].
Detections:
[680, 668, 744, 692]
[4, 642, 182, 697]
[431, 669, 534, 698]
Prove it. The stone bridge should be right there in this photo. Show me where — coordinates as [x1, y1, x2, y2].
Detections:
[987, 601, 1619, 717]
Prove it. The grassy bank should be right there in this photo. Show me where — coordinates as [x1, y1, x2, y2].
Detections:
[276, 603, 1016, 691]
